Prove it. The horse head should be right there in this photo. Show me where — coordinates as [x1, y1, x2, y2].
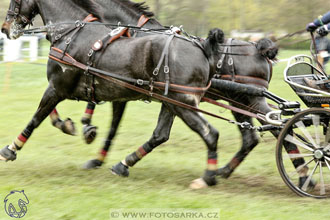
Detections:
[1, 0, 38, 39]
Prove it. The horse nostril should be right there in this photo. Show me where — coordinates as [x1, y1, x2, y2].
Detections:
[1, 23, 11, 39]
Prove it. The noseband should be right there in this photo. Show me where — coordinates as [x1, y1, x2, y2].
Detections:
[6, 0, 34, 25]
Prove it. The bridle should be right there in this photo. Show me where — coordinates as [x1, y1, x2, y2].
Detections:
[6, 0, 35, 26]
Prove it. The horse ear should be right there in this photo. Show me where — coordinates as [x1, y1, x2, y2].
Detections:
[208, 28, 224, 44]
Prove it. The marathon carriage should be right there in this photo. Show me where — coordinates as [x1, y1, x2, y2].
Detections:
[1, 0, 330, 200]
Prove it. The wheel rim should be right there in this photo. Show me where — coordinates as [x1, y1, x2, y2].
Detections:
[276, 108, 330, 198]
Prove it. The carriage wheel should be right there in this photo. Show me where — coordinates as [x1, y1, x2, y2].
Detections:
[276, 108, 330, 198]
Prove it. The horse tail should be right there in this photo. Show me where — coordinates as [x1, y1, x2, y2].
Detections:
[256, 38, 278, 60]
[203, 28, 225, 59]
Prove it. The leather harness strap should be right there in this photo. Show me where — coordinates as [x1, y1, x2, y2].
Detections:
[49, 47, 211, 95]
[153, 34, 175, 95]
[48, 47, 224, 121]
[220, 75, 269, 88]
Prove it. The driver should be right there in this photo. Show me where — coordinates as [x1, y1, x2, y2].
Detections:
[304, 11, 330, 90]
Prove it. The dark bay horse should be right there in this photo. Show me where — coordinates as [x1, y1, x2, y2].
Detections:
[81, 1, 309, 187]
[1, 0, 226, 188]
[35, 0, 308, 186]
[68, 0, 306, 183]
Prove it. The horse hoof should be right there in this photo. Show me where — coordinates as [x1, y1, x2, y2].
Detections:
[62, 118, 76, 136]
[189, 178, 208, 189]
[111, 162, 129, 177]
[82, 159, 103, 170]
[0, 146, 17, 162]
[299, 176, 316, 191]
[216, 166, 232, 179]
[83, 125, 98, 144]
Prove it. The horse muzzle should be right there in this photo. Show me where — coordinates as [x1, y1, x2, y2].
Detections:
[1, 22, 11, 39]
[1, 20, 22, 40]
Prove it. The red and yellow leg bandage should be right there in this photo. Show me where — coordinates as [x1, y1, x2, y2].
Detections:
[97, 149, 108, 162]
[207, 159, 218, 171]
[9, 133, 29, 151]
[50, 109, 62, 129]
[135, 146, 148, 159]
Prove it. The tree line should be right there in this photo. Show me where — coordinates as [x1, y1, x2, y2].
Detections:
[0, 0, 329, 37]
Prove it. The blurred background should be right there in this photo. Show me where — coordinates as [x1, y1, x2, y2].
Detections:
[1, 0, 329, 36]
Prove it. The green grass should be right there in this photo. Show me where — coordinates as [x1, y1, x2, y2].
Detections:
[0, 50, 330, 220]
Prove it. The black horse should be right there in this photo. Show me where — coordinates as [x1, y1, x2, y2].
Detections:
[1, 0, 226, 188]
[61, 0, 289, 180]
[77, 1, 309, 186]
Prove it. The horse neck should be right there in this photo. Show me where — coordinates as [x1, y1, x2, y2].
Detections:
[36, 0, 93, 25]
[100, 0, 162, 29]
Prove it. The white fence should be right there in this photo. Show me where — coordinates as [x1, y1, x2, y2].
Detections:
[0, 33, 41, 63]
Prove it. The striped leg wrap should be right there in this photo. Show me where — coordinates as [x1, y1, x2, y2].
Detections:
[50, 109, 62, 129]
[81, 103, 95, 125]
[97, 149, 108, 162]
[207, 159, 218, 171]
[10, 132, 30, 151]
[125, 146, 148, 167]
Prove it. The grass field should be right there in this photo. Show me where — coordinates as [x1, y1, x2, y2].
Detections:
[0, 50, 330, 220]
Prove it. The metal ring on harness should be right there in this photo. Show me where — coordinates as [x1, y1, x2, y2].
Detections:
[228, 57, 233, 66]
[88, 49, 94, 57]
[164, 66, 170, 74]
[137, 79, 144, 86]
[75, 20, 84, 28]
[153, 68, 159, 76]
[217, 59, 223, 69]
[65, 37, 72, 45]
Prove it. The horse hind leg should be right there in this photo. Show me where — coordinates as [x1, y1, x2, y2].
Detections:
[111, 104, 175, 177]
[167, 105, 219, 189]
[83, 102, 127, 169]
[217, 112, 258, 179]
[49, 108, 76, 136]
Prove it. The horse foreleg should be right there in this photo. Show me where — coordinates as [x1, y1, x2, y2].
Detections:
[49, 108, 76, 136]
[81, 102, 97, 144]
[111, 103, 175, 177]
[217, 112, 258, 178]
[0, 86, 62, 161]
[83, 101, 127, 169]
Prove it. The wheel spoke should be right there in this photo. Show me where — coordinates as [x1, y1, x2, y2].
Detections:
[319, 163, 326, 195]
[289, 158, 314, 177]
[325, 156, 330, 162]
[302, 161, 319, 191]
[285, 134, 314, 152]
[325, 160, 330, 172]
[285, 153, 314, 159]
[295, 121, 318, 149]
[312, 114, 321, 147]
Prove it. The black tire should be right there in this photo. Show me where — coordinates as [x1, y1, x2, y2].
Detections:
[276, 108, 330, 198]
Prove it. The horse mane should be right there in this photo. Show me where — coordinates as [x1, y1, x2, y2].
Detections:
[71, 0, 103, 20]
[113, 0, 154, 17]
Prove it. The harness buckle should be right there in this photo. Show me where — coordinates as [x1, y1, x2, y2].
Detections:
[137, 79, 144, 86]
[75, 20, 84, 28]
[164, 66, 170, 74]
[65, 37, 72, 45]
[228, 57, 234, 66]
[55, 34, 62, 41]
[21, 16, 28, 24]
